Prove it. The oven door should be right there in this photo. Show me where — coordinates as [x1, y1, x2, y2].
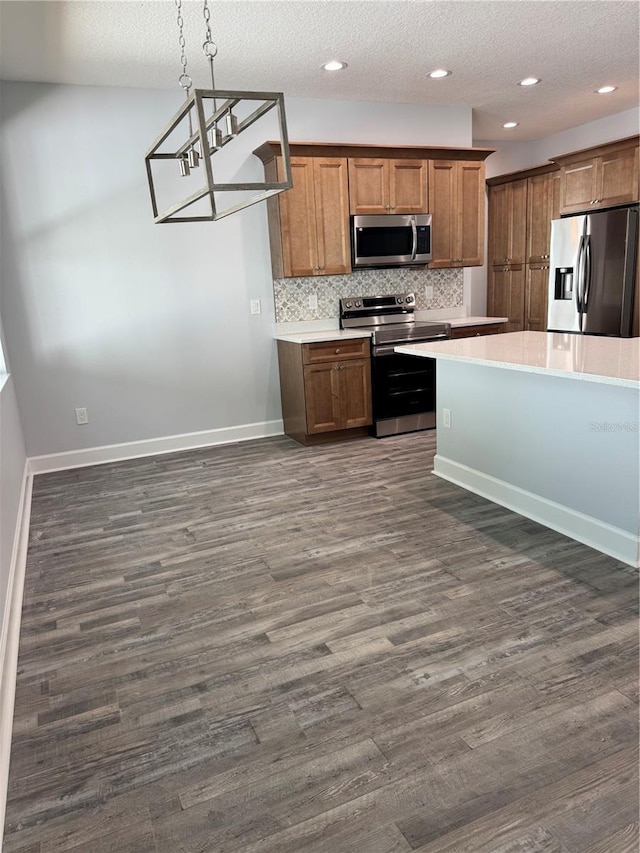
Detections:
[371, 345, 437, 437]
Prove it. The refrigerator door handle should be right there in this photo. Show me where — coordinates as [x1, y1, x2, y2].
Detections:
[583, 234, 592, 311]
[575, 234, 584, 315]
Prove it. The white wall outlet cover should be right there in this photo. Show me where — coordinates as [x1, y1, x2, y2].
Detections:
[442, 408, 451, 428]
[250, 299, 261, 315]
[308, 294, 318, 310]
[75, 407, 89, 425]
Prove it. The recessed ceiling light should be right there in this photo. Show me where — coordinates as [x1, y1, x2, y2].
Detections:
[518, 77, 540, 86]
[503, 122, 519, 129]
[321, 60, 348, 72]
[596, 85, 617, 94]
[428, 69, 452, 79]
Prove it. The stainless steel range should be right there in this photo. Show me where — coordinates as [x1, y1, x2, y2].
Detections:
[340, 292, 450, 437]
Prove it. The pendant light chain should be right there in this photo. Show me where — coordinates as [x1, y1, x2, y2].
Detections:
[175, 0, 197, 174]
[202, 0, 218, 90]
[175, 0, 192, 94]
[202, 0, 224, 148]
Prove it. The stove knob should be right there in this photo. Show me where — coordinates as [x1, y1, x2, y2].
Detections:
[406, 295, 414, 303]
[396, 297, 403, 304]
[354, 300, 362, 308]
[345, 301, 352, 309]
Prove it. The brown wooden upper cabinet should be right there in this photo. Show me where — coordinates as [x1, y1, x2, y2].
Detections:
[526, 170, 561, 263]
[488, 179, 527, 266]
[254, 142, 494, 278]
[428, 160, 485, 267]
[348, 158, 428, 214]
[551, 136, 639, 215]
[263, 155, 351, 278]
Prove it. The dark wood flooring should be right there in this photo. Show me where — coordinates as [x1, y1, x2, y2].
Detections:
[4, 432, 639, 852]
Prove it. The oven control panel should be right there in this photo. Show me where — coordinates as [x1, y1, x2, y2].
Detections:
[340, 292, 415, 317]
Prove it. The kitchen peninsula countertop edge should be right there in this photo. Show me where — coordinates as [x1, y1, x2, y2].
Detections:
[395, 331, 640, 388]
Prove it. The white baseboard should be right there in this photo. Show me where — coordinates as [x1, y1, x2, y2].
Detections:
[28, 419, 285, 475]
[433, 454, 640, 569]
[0, 465, 33, 843]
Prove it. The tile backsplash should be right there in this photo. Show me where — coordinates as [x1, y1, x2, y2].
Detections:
[273, 268, 463, 323]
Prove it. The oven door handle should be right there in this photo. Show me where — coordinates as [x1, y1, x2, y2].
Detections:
[374, 345, 403, 356]
[374, 336, 448, 356]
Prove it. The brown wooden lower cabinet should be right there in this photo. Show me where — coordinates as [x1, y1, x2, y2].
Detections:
[525, 263, 551, 331]
[277, 338, 372, 445]
[449, 322, 508, 339]
[488, 265, 526, 332]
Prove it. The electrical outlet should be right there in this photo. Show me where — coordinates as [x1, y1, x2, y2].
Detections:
[75, 407, 89, 425]
[308, 293, 318, 311]
[250, 299, 261, 315]
[442, 408, 451, 429]
[425, 284, 434, 301]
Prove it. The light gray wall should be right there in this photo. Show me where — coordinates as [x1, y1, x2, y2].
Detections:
[436, 360, 639, 535]
[0, 82, 471, 457]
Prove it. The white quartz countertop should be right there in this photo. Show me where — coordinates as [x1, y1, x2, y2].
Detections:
[273, 316, 508, 343]
[447, 316, 508, 328]
[274, 329, 372, 343]
[395, 331, 640, 388]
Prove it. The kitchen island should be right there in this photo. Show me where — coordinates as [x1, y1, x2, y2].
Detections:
[396, 331, 640, 567]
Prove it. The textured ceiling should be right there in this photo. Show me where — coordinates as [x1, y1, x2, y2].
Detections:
[0, 0, 638, 141]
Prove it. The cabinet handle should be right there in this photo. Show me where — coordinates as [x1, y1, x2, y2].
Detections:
[335, 348, 341, 353]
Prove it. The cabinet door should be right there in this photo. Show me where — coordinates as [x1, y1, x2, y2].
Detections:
[489, 180, 527, 265]
[527, 173, 553, 263]
[560, 158, 598, 214]
[278, 157, 318, 277]
[598, 146, 639, 208]
[430, 160, 484, 268]
[389, 159, 428, 213]
[489, 184, 510, 265]
[303, 363, 341, 433]
[507, 265, 526, 331]
[348, 159, 388, 214]
[313, 158, 351, 275]
[428, 161, 457, 267]
[525, 264, 550, 331]
[339, 359, 372, 428]
[458, 161, 484, 266]
[489, 266, 525, 332]
[508, 180, 528, 265]
[551, 171, 562, 220]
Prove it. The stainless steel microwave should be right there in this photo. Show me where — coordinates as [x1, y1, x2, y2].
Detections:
[351, 213, 432, 269]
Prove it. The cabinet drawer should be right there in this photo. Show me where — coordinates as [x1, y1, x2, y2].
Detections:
[450, 323, 507, 339]
[302, 338, 370, 364]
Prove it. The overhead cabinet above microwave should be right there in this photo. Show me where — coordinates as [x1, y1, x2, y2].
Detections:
[254, 142, 494, 279]
[348, 159, 427, 215]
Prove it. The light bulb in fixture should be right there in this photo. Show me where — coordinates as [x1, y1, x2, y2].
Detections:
[428, 69, 452, 79]
[503, 121, 519, 129]
[518, 77, 540, 86]
[596, 85, 617, 94]
[322, 60, 348, 71]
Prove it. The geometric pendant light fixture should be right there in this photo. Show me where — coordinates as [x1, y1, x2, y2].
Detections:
[145, 0, 292, 223]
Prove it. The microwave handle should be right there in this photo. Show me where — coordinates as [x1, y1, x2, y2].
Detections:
[410, 219, 417, 260]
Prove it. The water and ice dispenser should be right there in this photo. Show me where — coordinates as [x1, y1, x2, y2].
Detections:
[554, 267, 573, 300]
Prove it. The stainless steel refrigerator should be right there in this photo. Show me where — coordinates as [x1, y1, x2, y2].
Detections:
[547, 206, 638, 337]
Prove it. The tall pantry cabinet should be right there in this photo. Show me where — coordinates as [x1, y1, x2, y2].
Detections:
[487, 166, 560, 332]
